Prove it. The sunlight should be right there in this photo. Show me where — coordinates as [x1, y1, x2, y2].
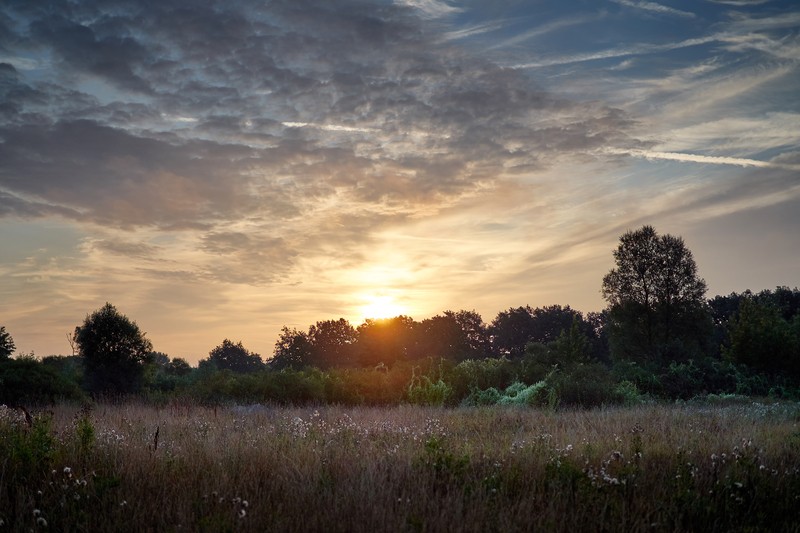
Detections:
[359, 294, 406, 321]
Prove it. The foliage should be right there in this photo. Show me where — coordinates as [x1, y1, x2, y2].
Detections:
[355, 316, 417, 366]
[271, 326, 313, 370]
[446, 357, 517, 400]
[723, 296, 800, 380]
[204, 339, 264, 373]
[602, 225, 709, 362]
[307, 318, 358, 368]
[0, 325, 15, 360]
[0, 358, 86, 405]
[407, 366, 452, 406]
[73, 303, 153, 395]
[416, 310, 490, 362]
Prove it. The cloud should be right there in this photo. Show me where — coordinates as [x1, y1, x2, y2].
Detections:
[394, 0, 462, 19]
[0, 0, 638, 240]
[510, 34, 721, 68]
[706, 0, 769, 5]
[612, 0, 696, 18]
[601, 148, 800, 171]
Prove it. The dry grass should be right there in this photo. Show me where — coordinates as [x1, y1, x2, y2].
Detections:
[2, 402, 799, 532]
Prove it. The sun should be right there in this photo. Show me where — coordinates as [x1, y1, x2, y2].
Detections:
[359, 294, 406, 321]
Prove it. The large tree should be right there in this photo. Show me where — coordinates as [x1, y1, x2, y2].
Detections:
[601, 225, 709, 361]
[73, 303, 153, 395]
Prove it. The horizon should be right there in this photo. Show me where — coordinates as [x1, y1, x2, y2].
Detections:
[1, 0, 798, 363]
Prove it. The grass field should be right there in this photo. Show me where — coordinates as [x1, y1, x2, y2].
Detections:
[2, 401, 799, 532]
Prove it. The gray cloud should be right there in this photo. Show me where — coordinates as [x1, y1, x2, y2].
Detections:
[0, 0, 644, 298]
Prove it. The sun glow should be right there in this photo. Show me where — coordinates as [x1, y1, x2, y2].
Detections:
[359, 294, 406, 320]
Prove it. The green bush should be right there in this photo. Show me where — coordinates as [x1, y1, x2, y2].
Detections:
[613, 380, 643, 406]
[407, 375, 452, 406]
[497, 381, 549, 407]
[0, 359, 85, 405]
[446, 358, 517, 400]
[460, 387, 502, 406]
[550, 363, 620, 408]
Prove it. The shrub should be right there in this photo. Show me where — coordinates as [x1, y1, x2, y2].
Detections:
[551, 363, 620, 408]
[497, 381, 549, 407]
[407, 375, 452, 406]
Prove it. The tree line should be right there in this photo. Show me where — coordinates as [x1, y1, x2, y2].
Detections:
[2, 225, 799, 407]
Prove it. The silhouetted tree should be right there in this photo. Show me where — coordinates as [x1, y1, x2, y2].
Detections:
[0, 326, 15, 360]
[490, 306, 536, 358]
[271, 326, 313, 369]
[73, 303, 153, 395]
[602, 226, 709, 362]
[418, 310, 489, 361]
[165, 357, 192, 376]
[356, 316, 417, 367]
[206, 339, 263, 373]
[307, 319, 358, 368]
[490, 305, 601, 360]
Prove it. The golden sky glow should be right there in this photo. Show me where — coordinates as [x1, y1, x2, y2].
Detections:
[0, 0, 798, 363]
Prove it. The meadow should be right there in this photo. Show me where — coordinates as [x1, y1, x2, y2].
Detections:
[2, 401, 799, 532]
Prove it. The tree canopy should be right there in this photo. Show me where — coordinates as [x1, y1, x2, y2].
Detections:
[205, 339, 264, 373]
[73, 303, 153, 395]
[602, 225, 709, 361]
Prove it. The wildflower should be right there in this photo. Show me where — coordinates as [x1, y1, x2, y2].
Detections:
[33, 509, 41, 517]
[63, 466, 72, 475]
[120, 500, 127, 507]
[238, 509, 247, 518]
[37, 517, 47, 527]
[241, 500, 248, 508]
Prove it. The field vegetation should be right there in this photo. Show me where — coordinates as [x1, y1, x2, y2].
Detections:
[2, 401, 799, 532]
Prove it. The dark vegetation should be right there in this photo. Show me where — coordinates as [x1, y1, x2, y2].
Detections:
[2, 226, 799, 408]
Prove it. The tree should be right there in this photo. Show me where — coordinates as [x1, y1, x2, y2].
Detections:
[271, 326, 313, 370]
[601, 225, 709, 362]
[165, 357, 192, 376]
[356, 316, 417, 367]
[417, 310, 489, 361]
[73, 303, 153, 395]
[206, 339, 263, 373]
[490, 306, 536, 358]
[307, 319, 358, 368]
[724, 297, 800, 379]
[0, 326, 15, 360]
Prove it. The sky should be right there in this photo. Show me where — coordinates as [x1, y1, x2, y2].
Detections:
[1, 0, 798, 363]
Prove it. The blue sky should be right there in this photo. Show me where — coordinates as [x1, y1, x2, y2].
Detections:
[1, 0, 798, 361]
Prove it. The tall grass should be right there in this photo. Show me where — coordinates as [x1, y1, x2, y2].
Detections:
[1, 401, 799, 532]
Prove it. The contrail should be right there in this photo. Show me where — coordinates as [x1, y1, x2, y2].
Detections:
[602, 148, 800, 171]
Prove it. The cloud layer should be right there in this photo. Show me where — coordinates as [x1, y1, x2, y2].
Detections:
[1, 0, 797, 360]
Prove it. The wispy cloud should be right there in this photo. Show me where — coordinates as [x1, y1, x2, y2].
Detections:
[612, 0, 696, 18]
[601, 148, 800, 171]
[441, 20, 509, 41]
[394, 0, 462, 18]
[490, 14, 594, 49]
[510, 34, 721, 68]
